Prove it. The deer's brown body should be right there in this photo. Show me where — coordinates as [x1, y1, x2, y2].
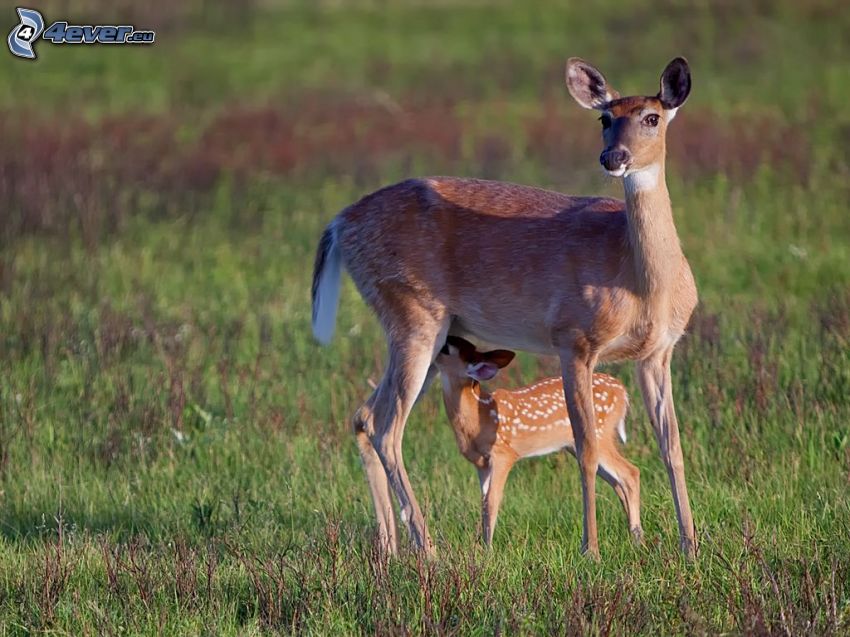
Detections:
[313, 57, 698, 559]
[335, 176, 695, 361]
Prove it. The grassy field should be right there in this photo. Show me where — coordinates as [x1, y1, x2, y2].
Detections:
[2, 0, 850, 633]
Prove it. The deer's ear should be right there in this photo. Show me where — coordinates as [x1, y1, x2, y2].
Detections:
[658, 57, 691, 110]
[484, 349, 516, 369]
[566, 57, 619, 110]
[466, 361, 501, 382]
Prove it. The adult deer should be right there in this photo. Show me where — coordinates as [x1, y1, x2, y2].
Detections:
[312, 57, 698, 559]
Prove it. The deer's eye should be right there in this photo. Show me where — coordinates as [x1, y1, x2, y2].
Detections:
[643, 113, 660, 127]
[599, 115, 612, 130]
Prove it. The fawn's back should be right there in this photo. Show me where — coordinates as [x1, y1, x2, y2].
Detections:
[489, 374, 628, 461]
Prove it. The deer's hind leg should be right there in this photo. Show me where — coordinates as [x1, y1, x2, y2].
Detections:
[597, 446, 643, 544]
[353, 393, 398, 555]
[356, 302, 448, 554]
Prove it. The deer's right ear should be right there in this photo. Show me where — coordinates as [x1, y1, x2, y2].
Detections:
[484, 349, 516, 369]
[566, 57, 619, 110]
[658, 57, 691, 110]
[466, 362, 501, 382]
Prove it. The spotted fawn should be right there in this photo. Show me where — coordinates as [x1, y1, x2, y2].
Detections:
[435, 336, 642, 546]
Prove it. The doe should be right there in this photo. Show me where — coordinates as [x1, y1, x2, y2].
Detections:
[312, 57, 698, 558]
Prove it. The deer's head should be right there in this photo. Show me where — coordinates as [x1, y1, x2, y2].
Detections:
[436, 336, 515, 382]
[566, 57, 691, 179]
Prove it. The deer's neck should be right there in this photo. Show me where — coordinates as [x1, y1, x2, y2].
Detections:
[440, 378, 491, 437]
[623, 162, 683, 297]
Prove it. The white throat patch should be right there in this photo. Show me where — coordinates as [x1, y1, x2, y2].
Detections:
[624, 163, 660, 194]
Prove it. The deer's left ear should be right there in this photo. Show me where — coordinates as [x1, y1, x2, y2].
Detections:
[658, 57, 691, 111]
[484, 349, 516, 369]
[466, 362, 501, 382]
[566, 57, 620, 110]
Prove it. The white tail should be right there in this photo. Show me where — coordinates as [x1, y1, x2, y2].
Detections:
[311, 222, 342, 345]
[314, 57, 698, 559]
[434, 336, 642, 546]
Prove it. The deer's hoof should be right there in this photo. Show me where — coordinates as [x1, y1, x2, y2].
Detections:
[680, 537, 697, 560]
[581, 544, 601, 562]
[631, 526, 644, 546]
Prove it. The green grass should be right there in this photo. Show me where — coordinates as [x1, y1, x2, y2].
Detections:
[1, 0, 850, 634]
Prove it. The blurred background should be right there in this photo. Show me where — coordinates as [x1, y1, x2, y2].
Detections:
[1, 0, 849, 633]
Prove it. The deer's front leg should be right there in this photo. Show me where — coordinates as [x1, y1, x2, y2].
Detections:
[636, 348, 696, 558]
[477, 452, 515, 547]
[559, 348, 600, 559]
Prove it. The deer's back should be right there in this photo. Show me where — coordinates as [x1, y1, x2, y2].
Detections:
[335, 178, 629, 349]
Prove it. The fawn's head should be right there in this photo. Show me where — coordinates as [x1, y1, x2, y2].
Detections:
[566, 57, 691, 179]
[435, 336, 515, 383]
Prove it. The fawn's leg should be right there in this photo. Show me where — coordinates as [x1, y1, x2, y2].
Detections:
[478, 452, 515, 547]
[597, 448, 643, 544]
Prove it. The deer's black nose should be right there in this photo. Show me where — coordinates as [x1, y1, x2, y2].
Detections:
[600, 147, 631, 171]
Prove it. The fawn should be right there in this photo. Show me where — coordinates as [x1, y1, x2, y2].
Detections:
[435, 336, 642, 546]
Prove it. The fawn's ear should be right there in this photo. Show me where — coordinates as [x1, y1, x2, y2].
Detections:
[658, 57, 691, 111]
[484, 349, 516, 369]
[444, 335, 476, 358]
[466, 361, 501, 382]
[466, 349, 515, 380]
[566, 57, 619, 110]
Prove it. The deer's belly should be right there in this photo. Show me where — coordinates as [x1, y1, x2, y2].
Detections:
[451, 303, 685, 361]
[501, 425, 573, 459]
[450, 317, 555, 356]
[521, 442, 570, 458]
